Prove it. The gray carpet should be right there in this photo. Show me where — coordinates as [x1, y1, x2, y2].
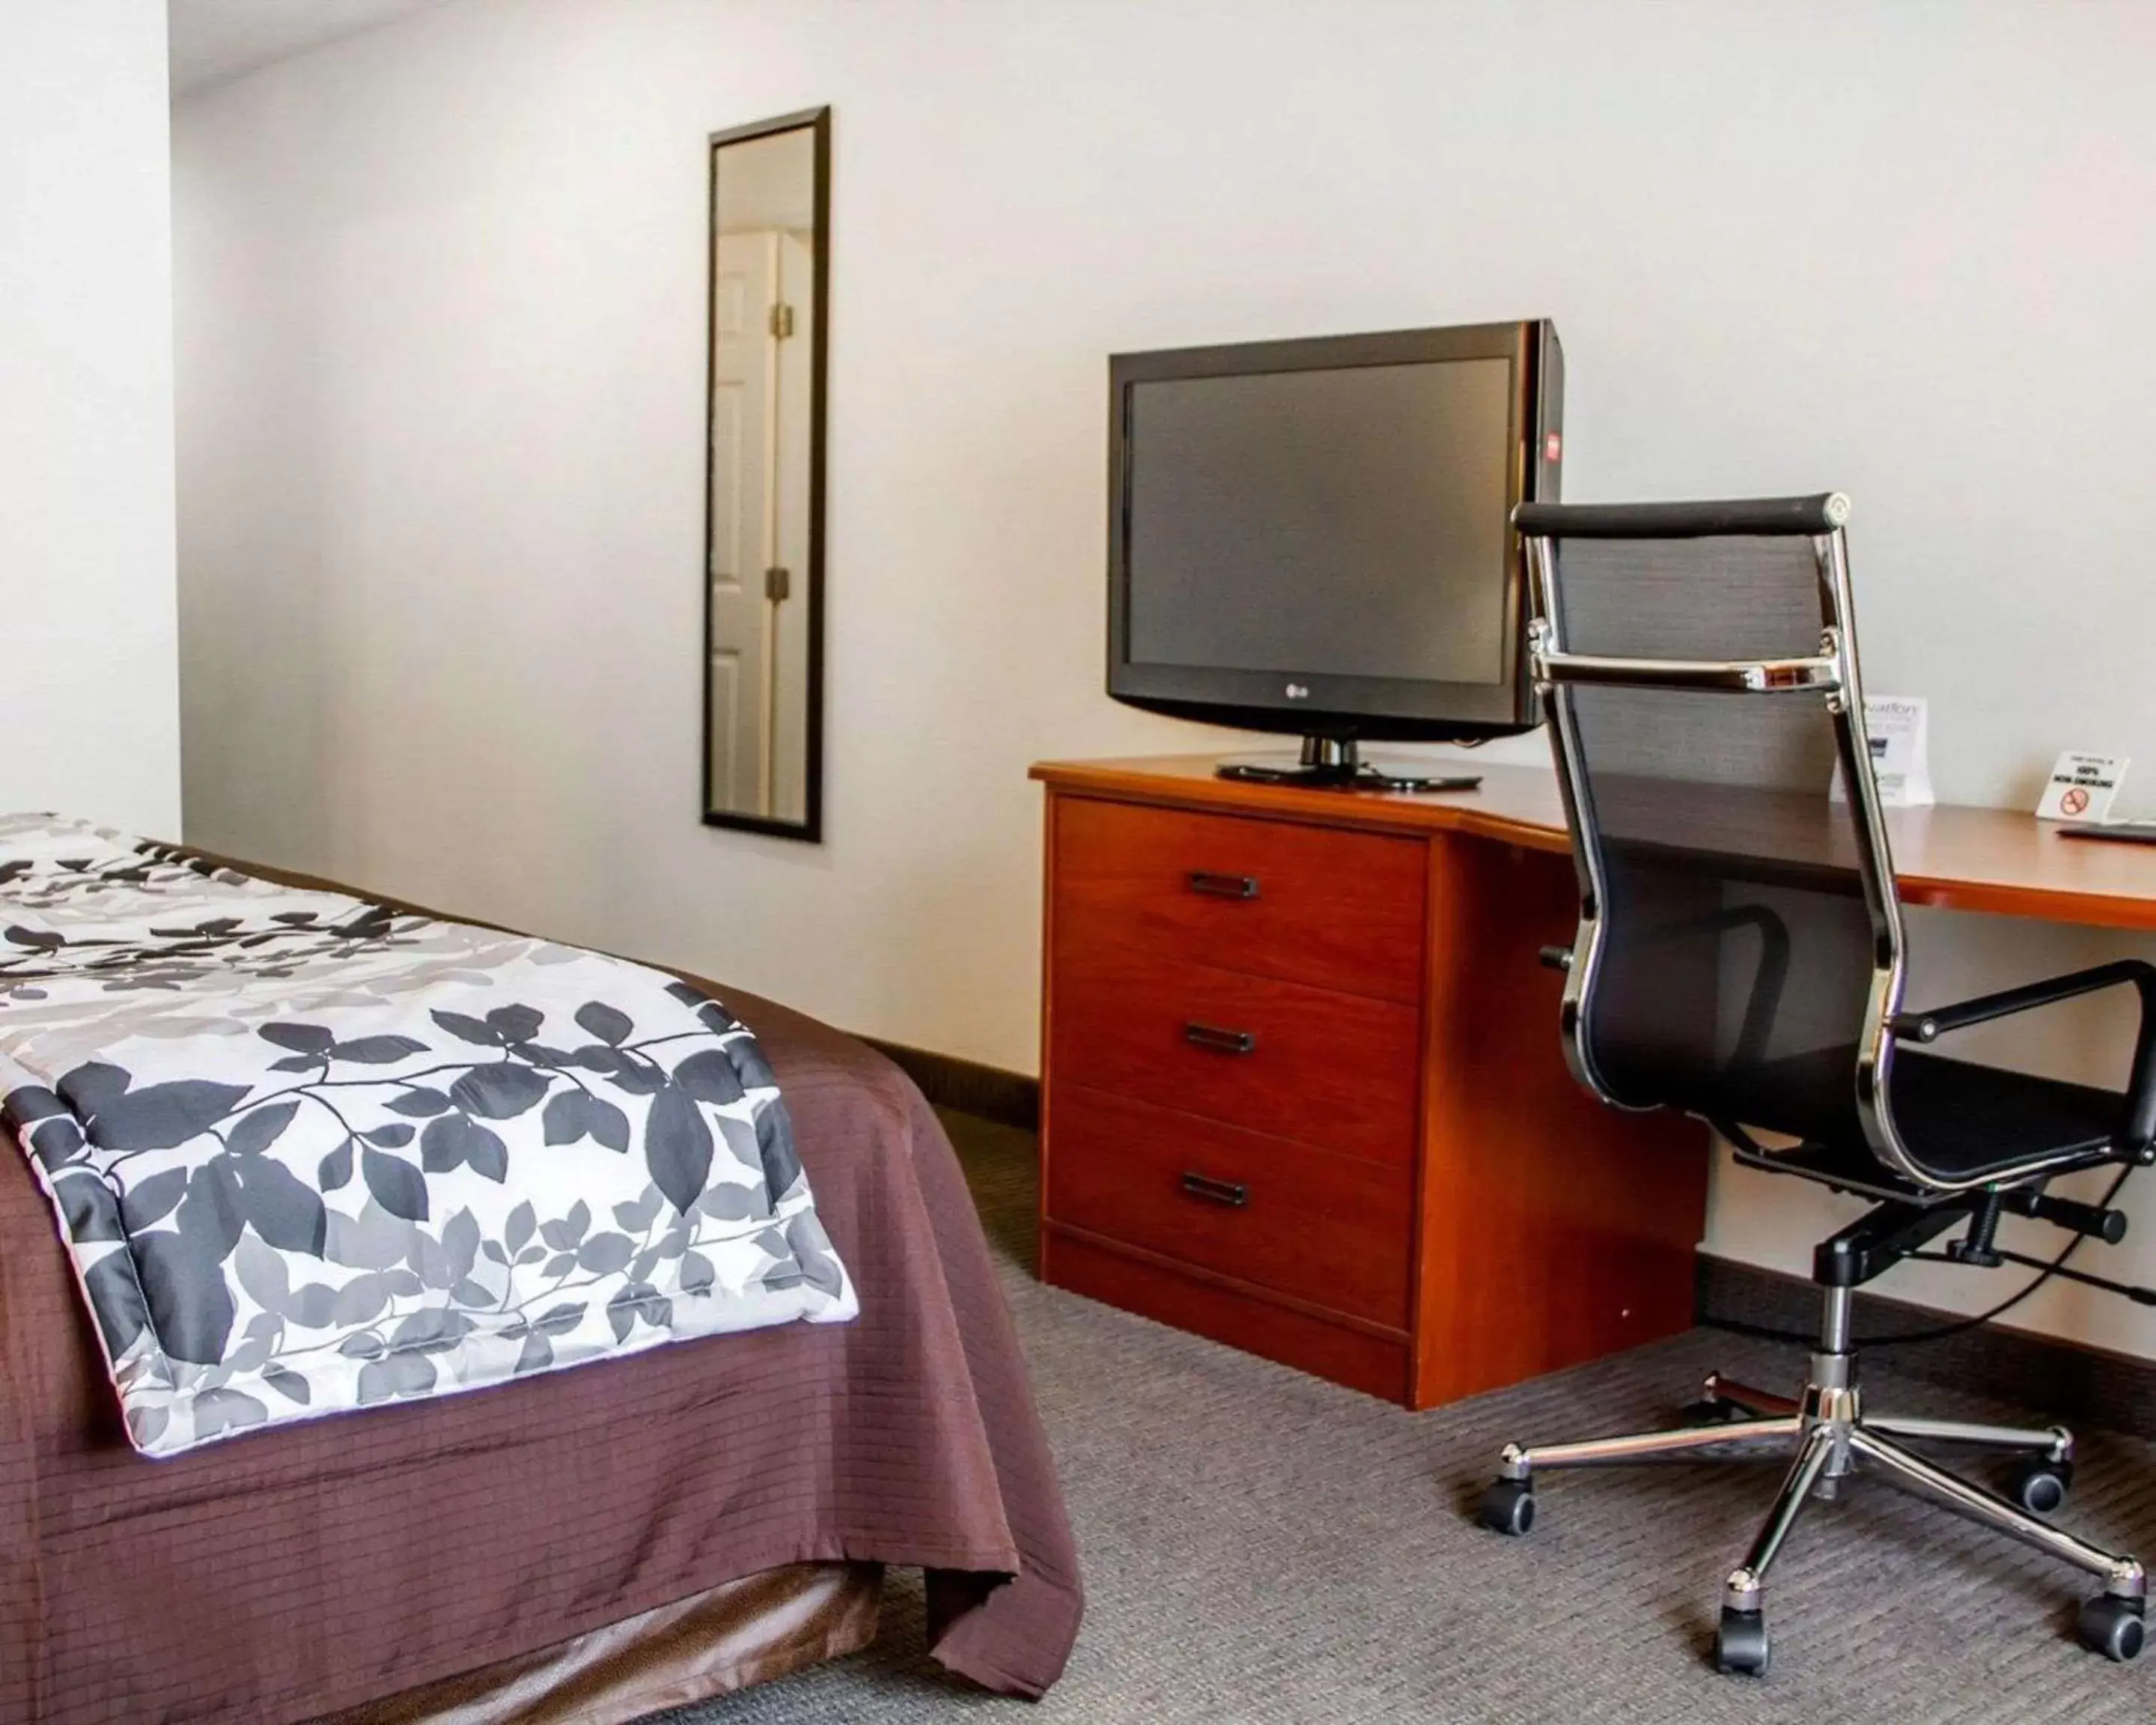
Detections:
[661, 1112, 2156, 1724]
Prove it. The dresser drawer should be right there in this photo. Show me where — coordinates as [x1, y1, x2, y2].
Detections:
[1051, 796, 1425, 1003]
[1049, 943, 1420, 1167]
[1045, 1085, 1413, 1329]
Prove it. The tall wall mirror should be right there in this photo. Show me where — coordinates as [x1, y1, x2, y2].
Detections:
[703, 106, 829, 841]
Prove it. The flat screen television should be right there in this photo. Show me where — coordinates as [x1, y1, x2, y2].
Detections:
[1106, 320, 1562, 787]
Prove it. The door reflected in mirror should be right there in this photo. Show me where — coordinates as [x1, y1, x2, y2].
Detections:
[704, 107, 829, 840]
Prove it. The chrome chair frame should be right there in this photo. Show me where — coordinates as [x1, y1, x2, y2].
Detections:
[1477, 493, 2148, 1674]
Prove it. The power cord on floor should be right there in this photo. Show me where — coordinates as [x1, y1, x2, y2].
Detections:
[1712, 1165, 2138, 1351]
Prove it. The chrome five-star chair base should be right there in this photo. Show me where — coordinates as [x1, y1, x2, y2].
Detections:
[1476, 1285, 2147, 1676]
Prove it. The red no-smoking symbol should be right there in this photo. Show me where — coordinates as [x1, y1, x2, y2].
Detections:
[2061, 786, 2091, 817]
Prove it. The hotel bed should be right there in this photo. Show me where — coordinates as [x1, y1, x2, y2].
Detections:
[0, 843, 1081, 1723]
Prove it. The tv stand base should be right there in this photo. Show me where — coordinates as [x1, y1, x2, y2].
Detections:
[1215, 735, 1481, 795]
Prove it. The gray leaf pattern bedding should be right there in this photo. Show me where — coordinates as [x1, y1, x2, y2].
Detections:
[0, 815, 856, 1457]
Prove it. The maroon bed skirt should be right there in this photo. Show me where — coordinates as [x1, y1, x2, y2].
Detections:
[320, 1561, 885, 1724]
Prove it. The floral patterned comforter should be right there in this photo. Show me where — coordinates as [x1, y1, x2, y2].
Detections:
[0, 815, 856, 1457]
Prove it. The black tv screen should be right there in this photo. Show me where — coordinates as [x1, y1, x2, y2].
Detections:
[1126, 359, 1513, 685]
[1108, 321, 1561, 742]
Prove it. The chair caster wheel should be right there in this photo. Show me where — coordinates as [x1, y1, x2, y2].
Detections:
[2077, 1594, 2146, 1662]
[2003, 1456, 2074, 1515]
[1678, 1397, 1744, 1426]
[1714, 1606, 1770, 1676]
[1476, 1477, 1534, 1536]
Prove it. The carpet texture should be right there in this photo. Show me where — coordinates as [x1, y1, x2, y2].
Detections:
[657, 1112, 2156, 1724]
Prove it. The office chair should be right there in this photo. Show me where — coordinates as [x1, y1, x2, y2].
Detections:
[1476, 493, 2152, 1675]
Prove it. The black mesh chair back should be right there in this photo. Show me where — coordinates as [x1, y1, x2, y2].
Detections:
[1517, 496, 1919, 1178]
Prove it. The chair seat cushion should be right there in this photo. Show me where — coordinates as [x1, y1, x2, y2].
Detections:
[1720, 1048, 2127, 1194]
[1885, 1050, 2125, 1181]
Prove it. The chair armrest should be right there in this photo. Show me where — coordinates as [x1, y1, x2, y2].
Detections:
[1890, 959, 2156, 1041]
[1890, 959, 2156, 1155]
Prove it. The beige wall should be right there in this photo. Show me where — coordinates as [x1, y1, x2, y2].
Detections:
[173, 0, 2156, 1356]
[1, 2, 180, 833]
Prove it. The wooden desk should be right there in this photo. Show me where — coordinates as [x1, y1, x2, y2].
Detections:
[1038, 755, 2156, 932]
[1029, 755, 2156, 1411]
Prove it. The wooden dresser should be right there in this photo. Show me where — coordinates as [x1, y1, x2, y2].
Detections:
[1032, 755, 1710, 1409]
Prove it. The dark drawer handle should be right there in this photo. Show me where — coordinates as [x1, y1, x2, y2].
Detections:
[1187, 870, 1260, 901]
[1179, 1171, 1249, 1208]
[1182, 1022, 1256, 1056]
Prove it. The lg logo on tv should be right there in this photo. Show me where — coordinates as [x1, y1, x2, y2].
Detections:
[1285, 684, 1310, 699]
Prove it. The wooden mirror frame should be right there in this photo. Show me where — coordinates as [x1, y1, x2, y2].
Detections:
[700, 106, 830, 842]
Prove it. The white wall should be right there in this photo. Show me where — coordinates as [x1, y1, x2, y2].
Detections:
[174, 0, 2156, 1355]
[1, 2, 180, 834]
